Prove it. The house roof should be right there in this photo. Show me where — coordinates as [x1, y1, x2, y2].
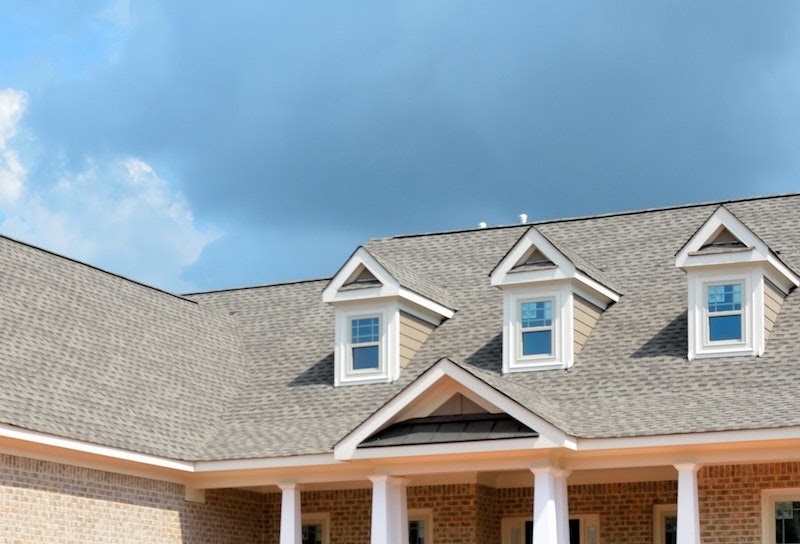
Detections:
[2, 194, 800, 461]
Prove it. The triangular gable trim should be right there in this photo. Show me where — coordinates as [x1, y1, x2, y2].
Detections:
[323, 247, 454, 319]
[490, 227, 620, 304]
[675, 206, 800, 287]
[333, 358, 572, 460]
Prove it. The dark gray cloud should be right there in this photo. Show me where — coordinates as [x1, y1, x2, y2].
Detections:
[12, 0, 800, 287]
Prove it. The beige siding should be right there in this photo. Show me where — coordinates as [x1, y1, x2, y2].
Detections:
[573, 296, 602, 356]
[430, 393, 488, 416]
[764, 280, 785, 340]
[400, 312, 436, 369]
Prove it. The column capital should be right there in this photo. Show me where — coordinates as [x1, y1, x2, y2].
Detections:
[674, 462, 702, 473]
[530, 464, 561, 476]
[278, 482, 299, 492]
[368, 474, 410, 486]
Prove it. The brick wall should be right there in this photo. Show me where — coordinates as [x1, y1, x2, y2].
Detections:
[301, 488, 372, 544]
[699, 462, 800, 544]
[496, 480, 678, 544]
[0, 453, 266, 543]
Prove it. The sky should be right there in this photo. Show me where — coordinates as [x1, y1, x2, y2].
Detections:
[0, 1, 799, 293]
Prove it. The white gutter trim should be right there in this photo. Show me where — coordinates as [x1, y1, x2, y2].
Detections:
[0, 423, 195, 472]
[577, 426, 800, 451]
[194, 453, 336, 472]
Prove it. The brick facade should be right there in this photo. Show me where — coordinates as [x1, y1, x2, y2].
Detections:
[4, 452, 800, 543]
[0, 453, 266, 543]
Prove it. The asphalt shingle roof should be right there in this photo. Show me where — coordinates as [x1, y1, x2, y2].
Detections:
[2, 194, 800, 460]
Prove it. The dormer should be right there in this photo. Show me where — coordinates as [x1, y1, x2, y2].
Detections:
[323, 247, 455, 386]
[675, 206, 800, 360]
[491, 227, 620, 373]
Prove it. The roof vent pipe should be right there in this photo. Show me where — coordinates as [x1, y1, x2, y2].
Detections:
[478, 221, 487, 229]
[519, 213, 528, 224]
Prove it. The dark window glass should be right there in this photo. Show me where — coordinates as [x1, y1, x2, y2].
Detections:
[709, 315, 742, 341]
[522, 330, 552, 356]
[352, 345, 379, 370]
[409, 520, 425, 544]
[523, 519, 581, 544]
[302, 524, 323, 544]
[664, 514, 677, 544]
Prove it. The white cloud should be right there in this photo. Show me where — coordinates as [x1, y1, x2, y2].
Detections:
[0, 88, 28, 204]
[0, 88, 220, 293]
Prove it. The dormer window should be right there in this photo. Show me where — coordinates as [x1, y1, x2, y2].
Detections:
[491, 227, 620, 374]
[706, 283, 743, 342]
[676, 206, 800, 360]
[520, 299, 554, 357]
[351, 316, 381, 370]
[323, 247, 455, 386]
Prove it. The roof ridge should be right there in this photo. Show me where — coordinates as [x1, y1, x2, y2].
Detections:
[183, 277, 331, 296]
[389, 192, 800, 241]
[0, 232, 198, 304]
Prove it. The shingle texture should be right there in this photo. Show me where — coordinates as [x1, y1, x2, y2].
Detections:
[2, 194, 800, 461]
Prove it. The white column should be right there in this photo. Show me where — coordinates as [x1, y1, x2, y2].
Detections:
[532, 466, 569, 544]
[278, 482, 302, 544]
[369, 475, 409, 544]
[554, 469, 571, 544]
[675, 463, 701, 544]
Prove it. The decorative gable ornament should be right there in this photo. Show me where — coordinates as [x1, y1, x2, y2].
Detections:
[491, 227, 620, 373]
[323, 247, 455, 386]
[675, 206, 800, 360]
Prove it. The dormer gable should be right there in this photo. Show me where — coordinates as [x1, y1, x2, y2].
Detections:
[334, 359, 570, 460]
[490, 227, 620, 373]
[323, 247, 455, 386]
[676, 206, 800, 360]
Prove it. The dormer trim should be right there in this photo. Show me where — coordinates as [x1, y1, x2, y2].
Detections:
[676, 206, 800, 291]
[323, 247, 455, 320]
[333, 358, 572, 460]
[490, 227, 621, 305]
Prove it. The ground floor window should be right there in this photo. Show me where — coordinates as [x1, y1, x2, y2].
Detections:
[409, 508, 433, 544]
[302, 513, 330, 544]
[501, 514, 599, 544]
[653, 504, 677, 544]
[763, 489, 800, 544]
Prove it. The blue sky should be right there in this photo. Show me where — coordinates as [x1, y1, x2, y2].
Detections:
[1, 1, 799, 292]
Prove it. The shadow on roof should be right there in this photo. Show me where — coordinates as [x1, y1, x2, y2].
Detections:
[631, 310, 687, 359]
[289, 352, 335, 386]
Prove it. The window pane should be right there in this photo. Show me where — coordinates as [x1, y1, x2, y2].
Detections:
[352, 345, 379, 370]
[409, 520, 425, 544]
[664, 515, 677, 544]
[521, 301, 552, 328]
[709, 315, 742, 341]
[302, 524, 323, 544]
[523, 330, 552, 356]
[776, 501, 800, 544]
[351, 317, 380, 344]
[707, 284, 742, 312]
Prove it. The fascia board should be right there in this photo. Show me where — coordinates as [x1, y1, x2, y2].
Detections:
[348, 438, 542, 460]
[576, 425, 800, 452]
[322, 247, 399, 303]
[333, 358, 572, 460]
[397, 287, 455, 319]
[0, 423, 194, 472]
[573, 272, 621, 305]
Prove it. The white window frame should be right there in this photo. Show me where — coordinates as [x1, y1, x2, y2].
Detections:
[761, 488, 800, 544]
[687, 267, 763, 360]
[301, 512, 330, 544]
[503, 285, 573, 373]
[349, 314, 382, 374]
[653, 504, 677, 544]
[501, 513, 599, 544]
[518, 297, 555, 359]
[408, 508, 433, 544]
[334, 303, 399, 386]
